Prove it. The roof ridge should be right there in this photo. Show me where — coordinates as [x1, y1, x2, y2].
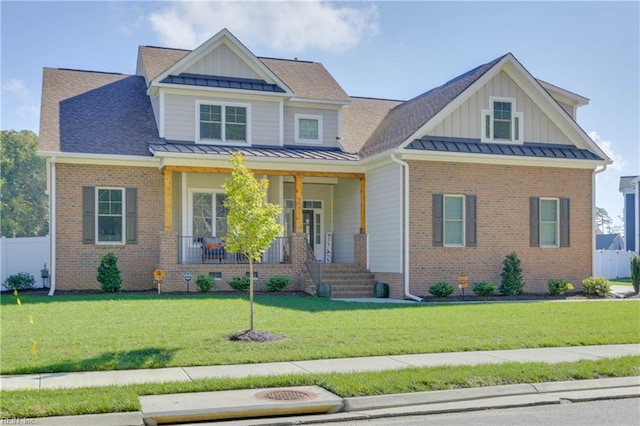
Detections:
[141, 45, 191, 52]
[349, 95, 405, 102]
[55, 68, 128, 76]
[259, 56, 315, 64]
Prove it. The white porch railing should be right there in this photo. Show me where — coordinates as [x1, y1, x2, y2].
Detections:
[178, 236, 291, 265]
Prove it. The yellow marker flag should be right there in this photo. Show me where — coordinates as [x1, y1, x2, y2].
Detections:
[29, 315, 34, 324]
[31, 342, 37, 354]
[17, 298, 22, 306]
[13, 289, 18, 296]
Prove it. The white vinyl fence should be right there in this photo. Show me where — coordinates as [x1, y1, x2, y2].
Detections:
[594, 250, 633, 279]
[0, 236, 50, 290]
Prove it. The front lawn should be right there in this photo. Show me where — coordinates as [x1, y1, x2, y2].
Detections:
[2, 293, 639, 375]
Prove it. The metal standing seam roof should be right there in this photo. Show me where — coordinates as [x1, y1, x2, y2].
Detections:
[161, 73, 286, 93]
[148, 142, 360, 161]
[406, 136, 604, 160]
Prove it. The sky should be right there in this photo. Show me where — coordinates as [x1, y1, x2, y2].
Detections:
[1, 1, 638, 229]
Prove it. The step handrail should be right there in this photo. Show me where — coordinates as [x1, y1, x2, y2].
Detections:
[304, 241, 322, 288]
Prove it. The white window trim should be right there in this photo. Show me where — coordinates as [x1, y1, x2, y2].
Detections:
[187, 188, 226, 239]
[540, 197, 559, 248]
[195, 100, 252, 146]
[481, 96, 523, 144]
[294, 113, 323, 145]
[95, 187, 125, 245]
[443, 194, 465, 247]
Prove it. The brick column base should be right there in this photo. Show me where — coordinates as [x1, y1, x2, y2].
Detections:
[354, 233, 368, 269]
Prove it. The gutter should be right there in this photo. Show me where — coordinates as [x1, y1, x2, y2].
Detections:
[48, 157, 57, 296]
[592, 164, 608, 277]
[390, 154, 423, 302]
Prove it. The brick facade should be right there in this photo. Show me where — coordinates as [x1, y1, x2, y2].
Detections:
[55, 164, 164, 290]
[407, 161, 593, 295]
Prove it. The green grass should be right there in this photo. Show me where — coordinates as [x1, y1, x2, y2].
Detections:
[2, 293, 639, 375]
[1, 356, 638, 418]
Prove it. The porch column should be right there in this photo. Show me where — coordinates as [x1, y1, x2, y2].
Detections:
[164, 168, 173, 231]
[360, 176, 366, 233]
[294, 173, 303, 233]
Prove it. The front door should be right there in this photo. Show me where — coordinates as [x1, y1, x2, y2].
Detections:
[302, 208, 323, 261]
[303, 209, 314, 248]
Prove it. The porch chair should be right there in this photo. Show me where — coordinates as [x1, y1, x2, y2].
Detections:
[202, 237, 225, 263]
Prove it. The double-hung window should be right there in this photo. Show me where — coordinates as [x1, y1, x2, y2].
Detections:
[197, 102, 250, 144]
[481, 97, 523, 143]
[97, 188, 124, 243]
[295, 114, 323, 144]
[444, 195, 465, 246]
[539, 198, 559, 247]
[433, 194, 477, 247]
[530, 197, 570, 248]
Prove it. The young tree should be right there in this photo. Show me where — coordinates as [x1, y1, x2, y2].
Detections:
[222, 153, 283, 331]
[0, 130, 48, 237]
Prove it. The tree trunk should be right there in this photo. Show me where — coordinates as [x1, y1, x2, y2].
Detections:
[249, 257, 254, 330]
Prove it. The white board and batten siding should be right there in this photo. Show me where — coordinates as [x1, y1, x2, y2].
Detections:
[184, 43, 263, 81]
[366, 162, 402, 273]
[429, 71, 571, 145]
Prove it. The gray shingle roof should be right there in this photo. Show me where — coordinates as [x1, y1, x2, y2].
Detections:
[406, 136, 603, 161]
[149, 142, 359, 161]
[137, 46, 188, 83]
[359, 55, 507, 158]
[341, 97, 403, 154]
[40, 68, 159, 156]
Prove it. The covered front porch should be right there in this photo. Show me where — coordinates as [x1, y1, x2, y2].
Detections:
[156, 165, 368, 292]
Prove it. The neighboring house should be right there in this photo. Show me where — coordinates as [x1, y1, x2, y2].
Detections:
[38, 29, 611, 298]
[619, 176, 640, 254]
[595, 233, 625, 251]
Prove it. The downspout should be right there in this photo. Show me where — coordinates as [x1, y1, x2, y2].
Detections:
[48, 158, 56, 296]
[390, 154, 423, 301]
[592, 164, 607, 277]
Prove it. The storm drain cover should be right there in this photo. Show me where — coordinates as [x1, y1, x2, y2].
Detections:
[255, 389, 318, 401]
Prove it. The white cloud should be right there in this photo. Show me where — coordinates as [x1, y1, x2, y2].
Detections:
[148, 1, 379, 53]
[589, 131, 626, 171]
[1, 79, 29, 98]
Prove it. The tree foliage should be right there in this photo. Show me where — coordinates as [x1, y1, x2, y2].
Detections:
[222, 153, 283, 330]
[0, 130, 48, 237]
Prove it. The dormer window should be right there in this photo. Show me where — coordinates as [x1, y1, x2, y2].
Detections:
[481, 97, 523, 144]
[197, 101, 250, 144]
[295, 114, 323, 144]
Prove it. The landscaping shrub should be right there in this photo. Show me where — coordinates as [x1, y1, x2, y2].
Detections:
[97, 252, 121, 293]
[195, 274, 215, 293]
[265, 275, 290, 292]
[472, 281, 496, 297]
[500, 252, 524, 295]
[582, 276, 611, 297]
[227, 276, 250, 291]
[3, 272, 35, 290]
[547, 278, 574, 296]
[428, 281, 454, 298]
[631, 253, 640, 294]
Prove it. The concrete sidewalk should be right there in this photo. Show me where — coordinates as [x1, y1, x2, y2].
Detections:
[2, 344, 638, 391]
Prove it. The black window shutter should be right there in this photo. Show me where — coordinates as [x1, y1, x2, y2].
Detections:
[560, 198, 570, 247]
[126, 188, 137, 244]
[465, 195, 477, 247]
[530, 197, 540, 247]
[433, 194, 444, 247]
[82, 187, 95, 244]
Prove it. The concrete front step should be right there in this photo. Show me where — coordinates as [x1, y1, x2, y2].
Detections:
[139, 386, 343, 425]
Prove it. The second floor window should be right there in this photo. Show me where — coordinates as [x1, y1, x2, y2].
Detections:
[481, 96, 523, 144]
[198, 102, 249, 144]
[295, 114, 323, 144]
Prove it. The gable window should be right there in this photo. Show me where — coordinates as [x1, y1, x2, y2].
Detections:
[197, 101, 250, 144]
[82, 187, 137, 245]
[530, 197, 570, 248]
[481, 97, 523, 143]
[433, 194, 477, 247]
[295, 114, 323, 144]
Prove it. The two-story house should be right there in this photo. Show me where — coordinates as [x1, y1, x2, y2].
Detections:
[39, 29, 610, 298]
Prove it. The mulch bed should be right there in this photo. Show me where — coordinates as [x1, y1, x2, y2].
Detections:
[423, 291, 640, 303]
[227, 329, 285, 342]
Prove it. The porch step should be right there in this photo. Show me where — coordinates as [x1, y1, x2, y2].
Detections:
[319, 263, 377, 298]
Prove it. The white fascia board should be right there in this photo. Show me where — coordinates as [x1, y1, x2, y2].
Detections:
[287, 97, 351, 106]
[156, 152, 366, 173]
[155, 83, 290, 100]
[397, 149, 606, 170]
[537, 79, 589, 106]
[37, 151, 159, 167]
[397, 55, 513, 151]
[152, 29, 293, 97]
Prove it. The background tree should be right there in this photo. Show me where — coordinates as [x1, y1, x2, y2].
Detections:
[595, 206, 613, 233]
[223, 153, 283, 331]
[0, 130, 48, 237]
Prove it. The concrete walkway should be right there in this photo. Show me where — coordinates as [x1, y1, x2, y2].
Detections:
[2, 344, 638, 391]
[2, 344, 638, 425]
